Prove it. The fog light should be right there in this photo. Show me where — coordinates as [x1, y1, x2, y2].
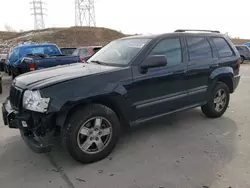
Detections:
[21, 121, 28, 127]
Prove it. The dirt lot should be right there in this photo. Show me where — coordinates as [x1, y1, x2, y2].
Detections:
[0, 63, 250, 188]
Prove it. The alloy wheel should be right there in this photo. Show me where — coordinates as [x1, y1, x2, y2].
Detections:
[77, 117, 112, 154]
[213, 89, 227, 112]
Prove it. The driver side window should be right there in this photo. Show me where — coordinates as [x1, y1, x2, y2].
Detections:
[149, 38, 182, 67]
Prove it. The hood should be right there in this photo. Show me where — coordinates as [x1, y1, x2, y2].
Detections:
[14, 63, 120, 89]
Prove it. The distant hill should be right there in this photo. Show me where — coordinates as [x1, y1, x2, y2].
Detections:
[0, 27, 249, 53]
[231, 38, 250, 45]
[0, 27, 126, 53]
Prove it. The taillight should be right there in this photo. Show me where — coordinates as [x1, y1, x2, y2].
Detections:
[248, 50, 250, 53]
[29, 63, 36, 71]
[79, 59, 85, 63]
[237, 59, 241, 71]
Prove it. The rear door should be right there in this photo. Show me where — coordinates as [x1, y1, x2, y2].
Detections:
[185, 36, 217, 104]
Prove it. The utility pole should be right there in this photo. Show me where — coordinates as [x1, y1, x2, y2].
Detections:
[75, 0, 96, 27]
[30, 0, 46, 30]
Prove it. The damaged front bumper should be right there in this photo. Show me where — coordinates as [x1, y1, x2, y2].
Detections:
[2, 99, 54, 153]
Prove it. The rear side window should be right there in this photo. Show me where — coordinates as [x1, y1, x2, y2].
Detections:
[212, 37, 233, 57]
[186, 37, 212, 61]
[242, 46, 249, 51]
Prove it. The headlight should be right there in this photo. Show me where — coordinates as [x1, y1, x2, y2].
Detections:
[23, 90, 50, 113]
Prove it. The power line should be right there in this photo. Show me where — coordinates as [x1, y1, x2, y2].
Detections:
[75, 0, 96, 27]
[30, 0, 47, 30]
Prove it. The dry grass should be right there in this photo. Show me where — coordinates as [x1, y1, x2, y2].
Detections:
[0, 27, 125, 48]
[0, 27, 249, 53]
[231, 38, 249, 45]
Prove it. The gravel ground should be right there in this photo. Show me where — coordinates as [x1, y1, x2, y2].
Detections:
[0, 63, 250, 188]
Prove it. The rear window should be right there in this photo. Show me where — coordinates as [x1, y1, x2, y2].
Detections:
[235, 46, 242, 51]
[242, 46, 249, 51]
[79, 48, 89, 55]
[72, 49, 79, 56]
[212, 37, 233, 58]
[186, 37, 212, 61]
[60, 48, 76, 55]
[93, 47, 102, 53]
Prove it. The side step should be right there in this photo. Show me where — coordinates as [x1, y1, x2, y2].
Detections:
[20, 130, 52, 153]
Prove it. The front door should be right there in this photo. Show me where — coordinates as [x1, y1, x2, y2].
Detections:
[130, 37, 188, 121]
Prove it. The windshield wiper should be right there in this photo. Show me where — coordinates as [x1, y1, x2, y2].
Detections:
[89, 60, 105, 65]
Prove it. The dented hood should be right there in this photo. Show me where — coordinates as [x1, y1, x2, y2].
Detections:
[14, 63, 119, 89]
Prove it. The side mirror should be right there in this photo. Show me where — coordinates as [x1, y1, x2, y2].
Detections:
[140, 55, 167, 72]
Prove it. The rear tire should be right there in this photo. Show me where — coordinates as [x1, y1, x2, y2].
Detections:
[240, 56, 245, 64]
[61, 104, 120, 163]
[12, 72, 16, 80]
[8, 66, 11, 76]
[4, 65, 7, 73]
[201, 82, 230, 118]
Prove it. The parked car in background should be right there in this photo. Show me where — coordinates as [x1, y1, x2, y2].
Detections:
[244, 42, 250, 49]
[72, 46, 102, 61]
[0, 54, 7, 72]
[9, 43, 80, 78]
[235, 45, 250, 63]
[2, 29, 241, 163]
[60, 47, 77, 55]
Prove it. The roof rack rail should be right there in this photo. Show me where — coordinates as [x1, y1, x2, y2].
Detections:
[174, 29, 220, 33]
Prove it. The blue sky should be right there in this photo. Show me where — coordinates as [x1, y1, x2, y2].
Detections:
[0, 0, 249, 38]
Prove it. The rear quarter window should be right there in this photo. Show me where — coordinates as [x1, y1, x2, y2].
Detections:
[212, 37, 233, 58]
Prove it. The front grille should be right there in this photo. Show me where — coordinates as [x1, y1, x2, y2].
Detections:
[9, 85, 23, 110]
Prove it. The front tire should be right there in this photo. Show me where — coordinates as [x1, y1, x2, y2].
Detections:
[201, 82, 230, 118]
[61, 104, 120, 163]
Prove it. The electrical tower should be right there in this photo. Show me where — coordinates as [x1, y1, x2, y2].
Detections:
[30, 0, 46, 30]
[75, 0, 96, 27]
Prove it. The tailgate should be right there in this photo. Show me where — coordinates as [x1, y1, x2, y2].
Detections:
[35, 56, 80, 70]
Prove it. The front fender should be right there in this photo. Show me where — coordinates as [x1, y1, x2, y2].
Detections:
[40, 67, 133, 121]
[47, 83, 133, 125]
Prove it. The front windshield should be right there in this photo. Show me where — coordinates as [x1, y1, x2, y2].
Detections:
[87, 38, 151, 66]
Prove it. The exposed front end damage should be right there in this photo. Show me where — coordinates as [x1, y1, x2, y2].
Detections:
[2, 96, 57, 153]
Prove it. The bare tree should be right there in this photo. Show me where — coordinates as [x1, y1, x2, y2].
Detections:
[4, 24, 16, 32]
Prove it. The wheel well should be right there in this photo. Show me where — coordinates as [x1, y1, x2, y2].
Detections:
[60, 97, 130, 129]
[218, 76, 233, 93]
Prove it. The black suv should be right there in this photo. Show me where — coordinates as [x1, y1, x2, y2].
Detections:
[2, 29, 241, 163]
